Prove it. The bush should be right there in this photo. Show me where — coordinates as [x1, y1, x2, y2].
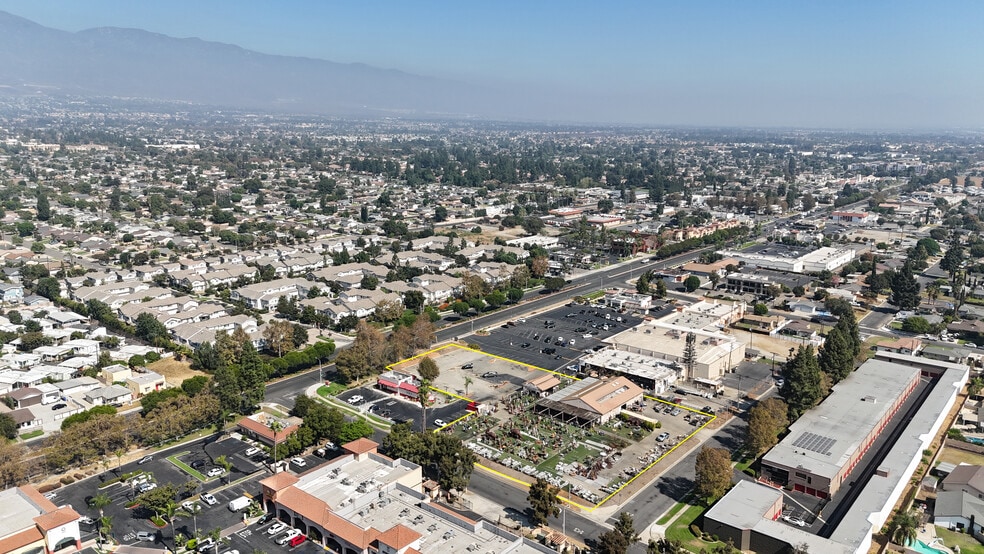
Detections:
[690, 524, 702, 537]
[37, 483, 60, 493]
[60, 476, 75, 485]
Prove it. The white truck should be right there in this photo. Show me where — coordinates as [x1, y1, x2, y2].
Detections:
[228, 496, 250, 512]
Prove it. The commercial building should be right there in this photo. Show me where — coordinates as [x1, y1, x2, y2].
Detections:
[706, 355, 967, 554]
[0, 485, 82, 553]
[260, 439, 555, 554]
[579, 349, 679, 395]
[761, 358, 921, 498]
[237, 412, 300, 447]
[533, 376, 644, 425]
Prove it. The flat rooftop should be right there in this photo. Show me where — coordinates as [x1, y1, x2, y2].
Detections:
[580, 349, 679, 383]
[0, 487, 45, 538]
[606, 323, 740, 365]
[294, 453, 420, 512]
[763, 359, 920, 479]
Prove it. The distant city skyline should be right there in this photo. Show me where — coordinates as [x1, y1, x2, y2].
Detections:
[0, 0, 982, 129]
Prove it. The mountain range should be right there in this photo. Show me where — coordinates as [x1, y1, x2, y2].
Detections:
[0, 10, 495, 117]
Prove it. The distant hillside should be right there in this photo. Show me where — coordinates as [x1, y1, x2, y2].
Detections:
[0, 10, 489, 117]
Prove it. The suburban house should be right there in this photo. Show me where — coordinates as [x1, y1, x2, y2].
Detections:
[125, 371, 166, 398]
[934, 465, 984, 534]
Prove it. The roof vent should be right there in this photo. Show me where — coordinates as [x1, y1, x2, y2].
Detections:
[862, 395, 877, 403]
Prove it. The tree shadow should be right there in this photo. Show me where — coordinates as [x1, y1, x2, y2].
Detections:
[655, 475, 693, 500]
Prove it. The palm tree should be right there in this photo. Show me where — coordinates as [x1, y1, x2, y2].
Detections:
[889, 510, 919, 547]
[206, 527, 223, 554]
[215, 454, 233, 474]
[418, 380, 431, 432]
[98, 515, 113, 545]
[185, 501, 203, 537]
[162, 500, 191, 551]
[463, 376, 473, 397]
[269, 420, 285, 465]
[90, 493, 112, 543]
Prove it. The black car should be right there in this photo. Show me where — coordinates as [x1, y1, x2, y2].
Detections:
[255, 513, 275, 526]
[461, 363, 474, 369]
[50, 403, 67, 410]
[520, 343, 531, 348]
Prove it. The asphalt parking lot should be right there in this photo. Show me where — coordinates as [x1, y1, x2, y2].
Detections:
[224, 514, 325, 554]
[470, 304, 643, 370]
[342, 385, 471, 432]
[49, 434, 291, 549]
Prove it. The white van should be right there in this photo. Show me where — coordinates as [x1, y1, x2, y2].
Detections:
[228, 496, 250, 512]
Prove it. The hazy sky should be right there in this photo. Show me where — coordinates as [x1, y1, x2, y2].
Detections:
[1, 0, 981, 128]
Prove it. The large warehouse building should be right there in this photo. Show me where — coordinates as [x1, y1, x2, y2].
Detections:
[705, 355, 968, 553]
[761, 358, 921, 498]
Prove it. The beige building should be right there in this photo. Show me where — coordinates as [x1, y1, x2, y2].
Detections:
[0, 485, 82, 554]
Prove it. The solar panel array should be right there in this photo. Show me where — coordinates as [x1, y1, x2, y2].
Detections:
[791, 431, 837, 456]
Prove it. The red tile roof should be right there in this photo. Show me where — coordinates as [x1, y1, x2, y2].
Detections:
[342, 437, 378, 455]
[0, 527, 44, 553]
[375, 524, 421, 550]
[34, 506, 81, 530]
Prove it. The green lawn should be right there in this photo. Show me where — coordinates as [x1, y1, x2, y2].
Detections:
[19, 430, 43, 440]
[657, 500, 689, 526]
[665, 502, 724, 552]
[319, 382, 347, 397]
[167, 452, 207, 481]
[537, 444, 594, 472]
[934, 527, 984, 554]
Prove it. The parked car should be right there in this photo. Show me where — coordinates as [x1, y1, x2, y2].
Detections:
[461, 363, 474, 369]
[138, 455, 153, 464]
[136, 531, 156, 542]
[201, 493, 218, 506]
[347, 395, 364, 404]
[289, 534, 308, 547]
[277, 529, 302, 545]
[207, 467, 224, 477]
[433, 419, 447, 428]
[196, 537, 215, 552]
[79, 516, 95, 525]
[291, 457, 307, 467]
[137, 482, 158, 493]
[245, 446, 262, 456]
[50, 403, 67, 411]
[656, 432, 670, 442]
[255, 513, 275, 526]
[182, 501, 200, 512]
[267, 522, 288, 535]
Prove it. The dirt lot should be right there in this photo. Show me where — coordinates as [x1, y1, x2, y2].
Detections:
[148, 356, 206, 386]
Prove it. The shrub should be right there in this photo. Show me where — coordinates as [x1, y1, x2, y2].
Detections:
[690, 524, 701, 537]
[74, 473, 85, 480]
[37, 483, 60, 493]
[60, 476, 74, 485]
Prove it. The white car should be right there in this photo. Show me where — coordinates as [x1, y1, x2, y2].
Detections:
[245, 447, 262, 456]
[291, 457, 307, 467]
[347, 395, 364, 404]
[182, 501, 200, 512]
[137, 482, 158, 493]
[277, 529, 302, 545]
[433, 419, 447, 428]
[200, 493, 218, 506]
[207, 467, 224, 477]
[267, 522, 288, 535]
[79, 516, 95, 525]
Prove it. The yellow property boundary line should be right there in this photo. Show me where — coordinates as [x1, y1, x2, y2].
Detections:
[387, 343, 717, 512]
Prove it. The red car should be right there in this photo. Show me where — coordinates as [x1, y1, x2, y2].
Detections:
[289, 535, 307, 547]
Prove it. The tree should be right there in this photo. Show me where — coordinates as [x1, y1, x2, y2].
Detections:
[90, 492, 112, 542]
[544, 277, 566, 291]
[613, 511, 639, 543]
[684, 275, 701, 292]
[463, 375, 473, 396]
[485, 289, 507, 308]
[901, 316, 933, 334]
[263, 320, 296, 357]
[238, 343, 267, 413]
[35, 277, 60, 300]
[694, 446, 732, 502]
[598, 199, 615, 213]
[596, 529, 630, 554]
[888, 510, 918, 547]
[192, 342, 220, 372]
[817, 325, 854, 383]
[0, 413, 16, 440]
[403, 290, 426, 314]
[418, 380, 432, 431]
[530, 256, 549, 278]
[451, 301, 470, 316]
[636, 271, 650, 294]
[889, 261, 921, 310]
[753, 303, 769, 316]
[781, 345, 824, 419]
[135, 313, 168, 344]
[418, 356, 440, 381]
[653, 279, 667, 299]
[683, 332, 697, 376]
[745, 398, 788, 457]
[527, 477, 560, 527]
[940, 246, 964, 279]
[180, 375, 210, 396]
[36, 192, 51, 221]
